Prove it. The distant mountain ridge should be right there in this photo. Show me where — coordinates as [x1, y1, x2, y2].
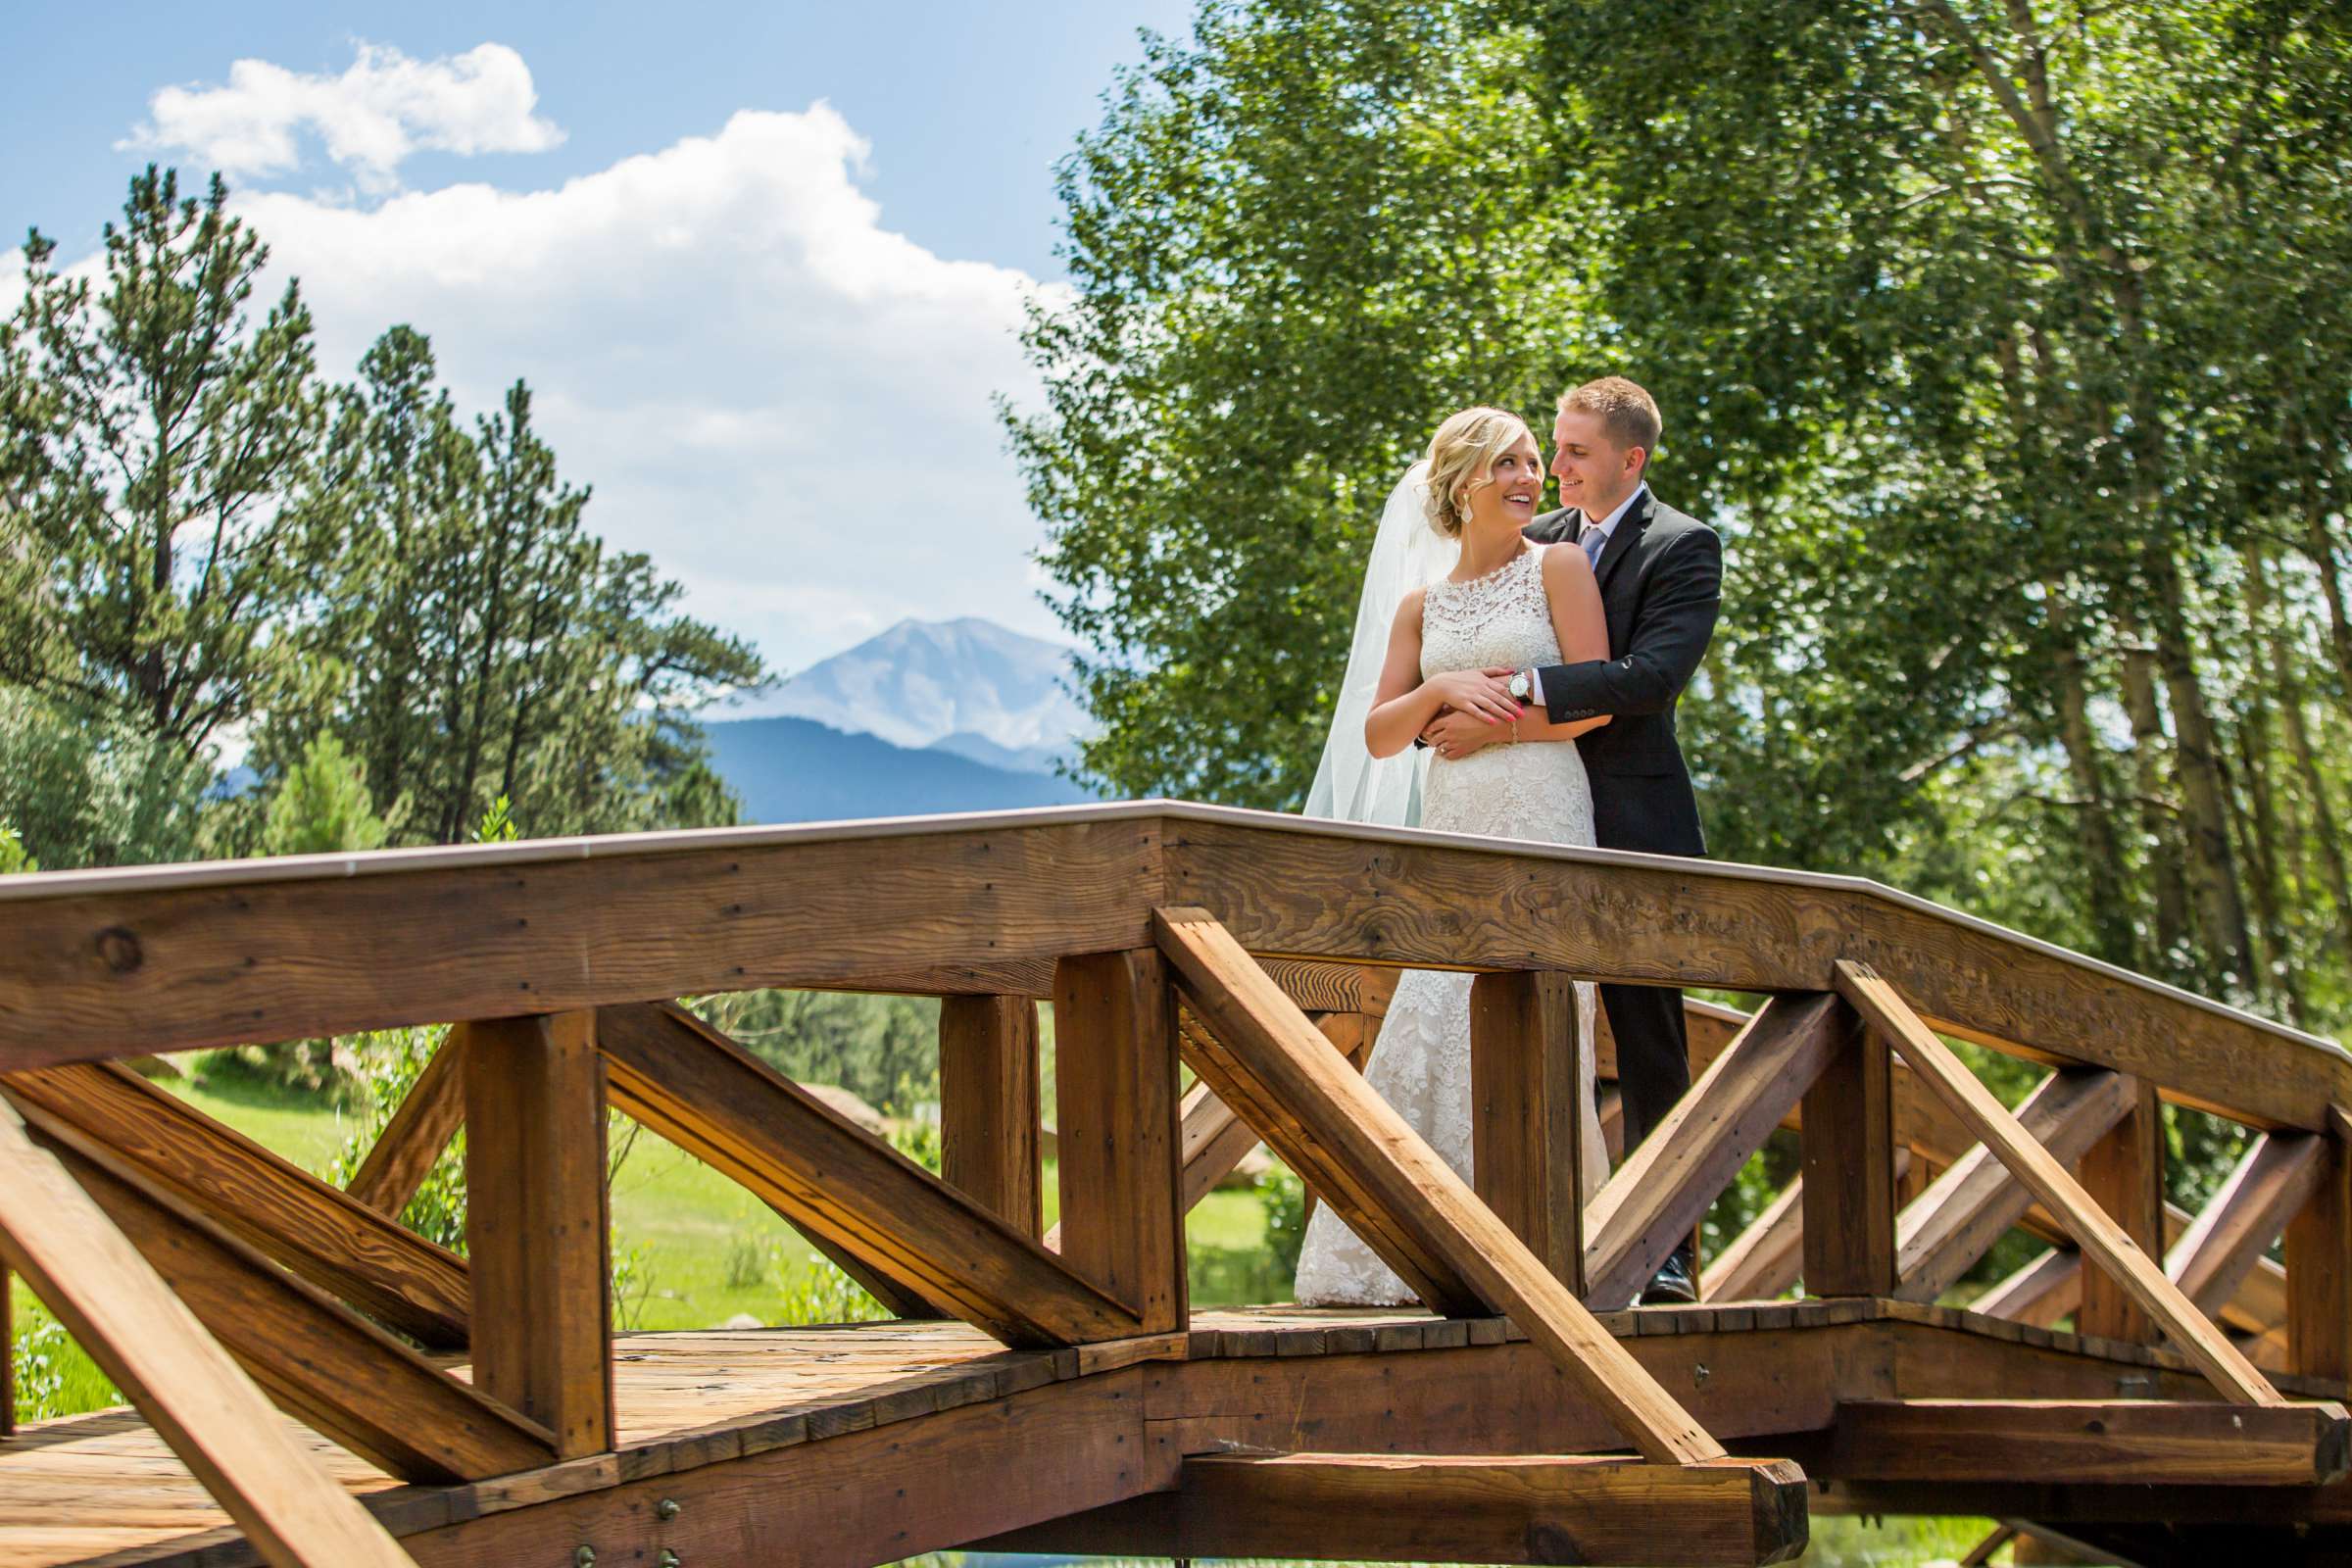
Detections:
[730, 617, 1090, 772]
[702, 714, 1093, 824]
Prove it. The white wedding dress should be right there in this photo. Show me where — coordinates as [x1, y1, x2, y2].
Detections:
[1294, 543, 1609, 1306]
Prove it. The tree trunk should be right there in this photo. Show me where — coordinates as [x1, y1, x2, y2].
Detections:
[2117, 634, 2191, 978]
[2143, 546, 2256, 995]
[2251, 549, 2352, 973]
[2045, 595, 2136, 968]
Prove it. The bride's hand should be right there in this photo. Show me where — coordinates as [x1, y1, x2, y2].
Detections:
[1425, 669, 1520, 724]
[1425, 708, 1503, 760]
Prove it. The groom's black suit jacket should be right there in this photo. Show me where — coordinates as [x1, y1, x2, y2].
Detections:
[1524, 489, 1721, 858]
[1526, 488, 1722, 1174]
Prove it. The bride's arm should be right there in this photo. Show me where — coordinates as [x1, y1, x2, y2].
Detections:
[1364, 591, 1523, 759]
[1511, 545, 1614, 742]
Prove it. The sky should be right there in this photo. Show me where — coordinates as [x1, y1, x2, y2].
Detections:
[4, 1, 1197, 676]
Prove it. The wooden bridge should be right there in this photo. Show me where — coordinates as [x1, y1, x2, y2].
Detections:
[1, 800, 2350, 1567]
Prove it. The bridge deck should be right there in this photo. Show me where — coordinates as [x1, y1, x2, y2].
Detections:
[10, 1299, 2346, 1567]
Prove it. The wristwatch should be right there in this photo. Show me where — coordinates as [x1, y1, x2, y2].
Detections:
[1507, 668, 1534, 703]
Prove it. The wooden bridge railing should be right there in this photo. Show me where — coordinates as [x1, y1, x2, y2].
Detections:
[1, 800, 2348, 1566]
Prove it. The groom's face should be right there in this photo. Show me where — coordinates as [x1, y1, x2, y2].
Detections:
[1550, 409, 1644, 517]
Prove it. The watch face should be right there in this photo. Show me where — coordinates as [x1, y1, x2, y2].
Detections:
[1509, 672, 1531, 700]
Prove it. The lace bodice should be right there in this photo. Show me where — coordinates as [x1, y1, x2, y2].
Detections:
[1294, 540, 1605, 1307]
[1420, 544, 1563, 679]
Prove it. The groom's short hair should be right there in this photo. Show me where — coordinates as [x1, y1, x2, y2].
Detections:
[1559, 376, 1662, 463]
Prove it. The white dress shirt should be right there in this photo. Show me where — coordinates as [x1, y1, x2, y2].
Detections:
[1529, 483, 1647, 707]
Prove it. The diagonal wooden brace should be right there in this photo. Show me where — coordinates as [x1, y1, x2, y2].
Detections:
[1836, 959, 2286, 1406]
[1153, 906, 1727, 1466]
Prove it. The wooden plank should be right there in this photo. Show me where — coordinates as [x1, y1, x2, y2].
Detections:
[1152, 906, 1726, 1466]
[938, 995, 1043, 1237]
[2077, 1079, 2163, 1343]
[344, 1028, 467, 1219]
[17, 1103, 554, 1484]
[0, 1096, 417, 1568]
[2286, 1106, 2352, 1381]
[1969, 1247, 2083, 1329]
[1799, 1007, 1894, 1297]
[1584, 994, 1847, 1310]
[1257, 958, 1399, 1017]
[0, 813, 1161, 1068]
[1836, 960, 2286, 1407]
[2166, 1130, 2327, 1317]
[1823, 1398, 2352, 1487]
[1894, 1068, 2135, 1304]
[1053, 951, 1186, 1333]
[1157, 810, 2343, 1130]
[462, 1010, 614, 1458]
[597, 1000, 1142, 1348]
[1702, 1176, 1804, 1303]
[2, 1060, 467, 1348]
[1471, 971, 1589, 1292]
[984, 1451, 1812, 1567]
[397, 1368, 1174, 1568]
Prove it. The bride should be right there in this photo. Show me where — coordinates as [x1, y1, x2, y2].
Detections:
[1295, 406, 1613, 1307]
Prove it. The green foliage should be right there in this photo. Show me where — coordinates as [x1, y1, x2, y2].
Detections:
[260, 732, 388, 857]
[1006, 0, 1590, 806]
[692, 990, 945, 1116]
[0, 686, 216, 869]
[0, 168, 330, 754]
[259, 328, 766, 845]
[1253, 1159, 1307, 1281]
[10, 1293, 121, 1425]
[0, 821, 34, 875]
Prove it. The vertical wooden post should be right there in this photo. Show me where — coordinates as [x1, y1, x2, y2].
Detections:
[1469, 971, 1587, 1294]
[2078, 1078, 2164, 1344]
[464, 1009, 614, 1457]
[1054, 950, 1186, 1333]
[1800, 1005, 1896, 1297]
[2286, 1105, 2352, 1381]
[940, 995, 1044, 1237]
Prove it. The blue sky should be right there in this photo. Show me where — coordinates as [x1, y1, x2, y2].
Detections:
[6, 2, 1196, 676]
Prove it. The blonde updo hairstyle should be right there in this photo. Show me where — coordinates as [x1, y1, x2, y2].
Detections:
[1423, 406, 1534, 539]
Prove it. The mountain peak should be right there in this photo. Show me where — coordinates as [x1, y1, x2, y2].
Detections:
[731, 616, 1090, 756]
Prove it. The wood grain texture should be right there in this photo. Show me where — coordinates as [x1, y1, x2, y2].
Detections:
[343, 1029, 467, 1219]
[1823, 1398, 2352, 1487]
[2, 1061, 467, 1348]
[0, 816, 1160, 1067]
[1800, 1011, 1895, 1298]
[0, 1097, 418, 1568]
[2166, 1130, 2327, 1317]
[462, 1010, 614, 1458]
[2076, 1079, 2163, 1343]
[987, 1451, 1812, 1567]
[1894, 1068, 2134, 1305]
[598, 1000, 1141, 1348]
[1153, 906, 1727, 1466]
[1159, 813, 2345, 1130]
[1054, 951, 1186, 1333]
[1703, 1177, 1805, 1303]
[19, 1107, 553, 1484]
[2286, 1106, 2352, 1382]
[939, 995, 1043, 1237]
[1838, 961, 2285, 1407]
[1585, 994, 1845, 1310]
[1969, 1247, 2084, 1329]
[1471, 971, 1590, 1292]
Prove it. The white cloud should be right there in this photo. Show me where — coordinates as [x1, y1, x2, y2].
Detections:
[213, 102, 1069, 675]
[124, 43, 564, 192]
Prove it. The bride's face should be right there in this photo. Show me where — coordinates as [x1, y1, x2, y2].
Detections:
[1465, 431, 1544, 532]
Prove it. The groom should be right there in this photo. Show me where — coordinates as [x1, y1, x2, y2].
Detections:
[1426, 375, 1723, 1304]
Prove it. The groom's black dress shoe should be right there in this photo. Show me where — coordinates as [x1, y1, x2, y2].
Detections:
[1636, 1245, 1698, 1306]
